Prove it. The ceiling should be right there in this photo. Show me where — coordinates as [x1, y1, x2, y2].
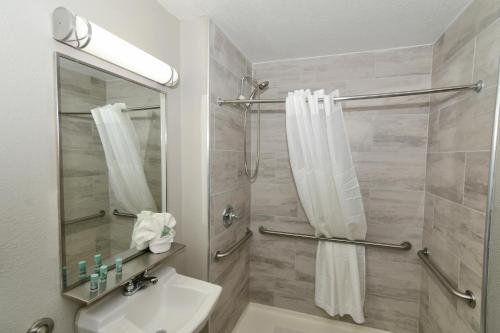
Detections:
[159, 0, 472, 62]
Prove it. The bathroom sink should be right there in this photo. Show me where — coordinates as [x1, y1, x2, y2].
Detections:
[76, 266, 221, 333]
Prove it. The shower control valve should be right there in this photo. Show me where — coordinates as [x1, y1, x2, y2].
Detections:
[222, 205, 240, 227]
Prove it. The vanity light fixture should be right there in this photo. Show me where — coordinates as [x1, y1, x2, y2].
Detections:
[52, 7, 179, 86]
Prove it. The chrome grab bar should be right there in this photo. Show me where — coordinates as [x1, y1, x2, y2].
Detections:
[214, 228, 253, 261]
[113, 209, 137, 218]
[418, 248, 476, 308]
[59, 105, 160, 115]
[64, 210, 105, 224]
[259, 226, 412, 250]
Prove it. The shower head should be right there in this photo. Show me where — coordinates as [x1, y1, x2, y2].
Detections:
[240, 76, 269, 95]
[258, 81, 269, 90]
[237, 77, 270, 107]
[248, 81, 269, 101]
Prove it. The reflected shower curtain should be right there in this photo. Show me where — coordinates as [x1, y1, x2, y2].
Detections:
[91, 103, 157, 214]
[286, 90, 367, 323]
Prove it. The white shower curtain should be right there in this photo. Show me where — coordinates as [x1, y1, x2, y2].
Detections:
[91, 103, 157, 214]
[285, 90, 367, 323]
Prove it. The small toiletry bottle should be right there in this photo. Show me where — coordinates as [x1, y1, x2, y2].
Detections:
[99, 265, 108, 281]
[62, 266, 68, 287]
[115, 257, 122, 274]
[90, 273, 98, 292]
[78, 260, 87, 279]
[93, 254, 102, 273]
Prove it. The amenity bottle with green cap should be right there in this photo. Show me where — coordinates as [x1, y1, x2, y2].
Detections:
[93, 254, 102, 273]
[78, 260, 87, 279]
[90, 273, 98, 291]
[115, 257, 122, 274]
[99, 265, 108, 282]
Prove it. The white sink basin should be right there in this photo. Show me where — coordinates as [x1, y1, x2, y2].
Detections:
[76, 266, 222, 333]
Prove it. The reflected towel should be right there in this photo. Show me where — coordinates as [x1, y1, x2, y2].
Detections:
[130, 211, 176, 250]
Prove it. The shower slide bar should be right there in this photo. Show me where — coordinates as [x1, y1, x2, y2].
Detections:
[214, 228, 253, 261]
[59, 105, 160, 115]
[259, 226, 412, 250]
[217, 80, 483, 106]
[418, 248, 476, 308]
[64, 210, 106, 224]
[112, 209, 137, 218]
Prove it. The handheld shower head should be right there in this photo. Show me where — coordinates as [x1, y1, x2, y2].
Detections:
[238, 77, 269, 182]
[258, 81, 269, 90]
[239, 76, 269, 97]
[247, 80, 269, 101]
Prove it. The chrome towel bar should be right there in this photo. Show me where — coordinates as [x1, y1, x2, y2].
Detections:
[112, 209, 137, 218]
[214, 228, 253, 261]
[65, 210, 105, 224]
[259, 226, 412, 250]
[59, 105, 160, 115]
[418, 248, 476, 308]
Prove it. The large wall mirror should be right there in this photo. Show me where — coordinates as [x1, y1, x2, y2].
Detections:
[56, 54, 167, 290]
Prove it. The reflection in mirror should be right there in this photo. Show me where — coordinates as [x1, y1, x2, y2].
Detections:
[57, 55, 165, 290]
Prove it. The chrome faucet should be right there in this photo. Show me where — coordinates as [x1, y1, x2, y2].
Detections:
[123, 269, 158, 296]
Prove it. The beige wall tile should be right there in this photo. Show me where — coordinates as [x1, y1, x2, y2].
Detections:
[375, 45, 433, 78]
[435, 87, 495, 152]
[421, 7, 500, 332]
[426, 152, 465, 203]
[433, 0, 500, 70]
[474, 17, 500, 85]
[353, 151, 426, 191]
[251, 182, 299, 217]
[208, 21, 252, 333]
[364, 294, 419, 333]
[457, 263, 482, 333]
[464, 152, 490, 212]
[372, 113, 428, 152]
[251, 46, 432, 332]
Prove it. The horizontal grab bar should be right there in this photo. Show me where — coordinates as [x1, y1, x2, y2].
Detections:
[214, 228, 253, 261]
[65, 210, 105, 224]
[112, 209, 137, 218]
[259, 226, 412, 250]
[418, 248, 476, 308]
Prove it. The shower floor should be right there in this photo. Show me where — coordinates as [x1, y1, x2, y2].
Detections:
[232, 303, 390, 333]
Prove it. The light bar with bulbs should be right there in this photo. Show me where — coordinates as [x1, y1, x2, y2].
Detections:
[52, 7, 178, 87]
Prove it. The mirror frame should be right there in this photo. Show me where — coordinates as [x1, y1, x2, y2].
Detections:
[54, 52, 168, 291]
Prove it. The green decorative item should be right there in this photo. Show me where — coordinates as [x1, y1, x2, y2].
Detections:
[115, 257, 122, 273]
[78, 260, 87, 278]
[99, 265, 108, 281]
[90, 273, 98, 291]
[93, 254, 102, 273]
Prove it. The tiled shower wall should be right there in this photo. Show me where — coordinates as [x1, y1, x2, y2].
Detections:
[250, 46, 432, 333]
[208, 22, 253, 333]
[420, 1, 500, 332]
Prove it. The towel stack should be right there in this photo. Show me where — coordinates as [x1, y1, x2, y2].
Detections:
[131, 211, 176, 253]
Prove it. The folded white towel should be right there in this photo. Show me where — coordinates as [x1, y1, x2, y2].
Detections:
[130, 211, 176, 251]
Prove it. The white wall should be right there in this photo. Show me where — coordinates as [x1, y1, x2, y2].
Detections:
[179, 17, 210, 280]
[0, 1, 182, 332]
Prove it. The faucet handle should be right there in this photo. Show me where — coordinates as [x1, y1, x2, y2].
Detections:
[125, 281, 135, 292]
[222, 205, 240, 228]
[142, 269, 158, 284]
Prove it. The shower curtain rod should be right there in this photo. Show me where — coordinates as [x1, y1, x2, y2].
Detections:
[217, 80, 483, 106]
[59, 105, 160, 115]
